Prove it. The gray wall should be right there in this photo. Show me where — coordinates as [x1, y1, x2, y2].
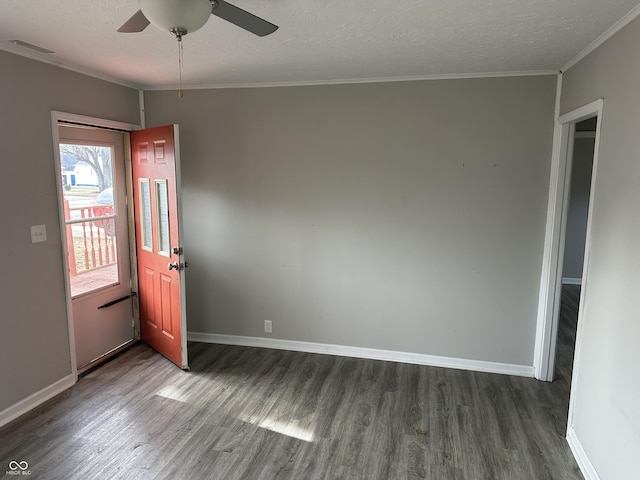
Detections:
[562, 136, 594, 281]
[0, 50, 139, 413]
[145, 76, 556, 366]
[561, 15, 640, 480]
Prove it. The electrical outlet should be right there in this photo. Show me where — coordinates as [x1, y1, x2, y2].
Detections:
[264, 320, 272, 333]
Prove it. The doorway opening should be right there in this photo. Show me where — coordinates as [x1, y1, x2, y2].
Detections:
[534, 98, 602, 388]
[52, 112, 140, 376]
[52, 112, 189, 376]
[553, 117, 596, 387]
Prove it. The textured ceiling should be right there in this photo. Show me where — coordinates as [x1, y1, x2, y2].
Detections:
[1, 0, 639, 89]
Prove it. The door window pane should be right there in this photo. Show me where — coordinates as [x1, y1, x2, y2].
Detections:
[59, 143, 118, 297]
[156, 180, 170, 256]
[139, 179, 153, 251]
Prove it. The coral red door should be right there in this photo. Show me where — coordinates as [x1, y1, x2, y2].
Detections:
[131, 125, 188, 369]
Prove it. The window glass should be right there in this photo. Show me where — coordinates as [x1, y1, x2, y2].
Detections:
[156, 180, 170, 256]
[140, 179, 152, 251]
[59, 143, 118, 297]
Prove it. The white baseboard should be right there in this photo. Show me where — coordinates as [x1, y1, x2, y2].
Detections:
[567, 426, 601, 480]
[188, 332, 535, 377]
[0, 374, 76, 428]
[562, 277, 582, 285]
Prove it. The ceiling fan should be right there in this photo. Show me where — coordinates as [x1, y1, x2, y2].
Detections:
[118, 0, 278, 38]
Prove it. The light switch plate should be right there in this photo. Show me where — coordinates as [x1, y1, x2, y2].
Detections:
[30, 224, 47, 243]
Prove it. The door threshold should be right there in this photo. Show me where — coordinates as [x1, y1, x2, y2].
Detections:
[78, 339, 140, 377]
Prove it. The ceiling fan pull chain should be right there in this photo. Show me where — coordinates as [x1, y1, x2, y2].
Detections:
[178, 36, 184, 98]
[170, 27, 186, 98]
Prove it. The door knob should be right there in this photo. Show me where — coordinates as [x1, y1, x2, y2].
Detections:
[168, 262, 180, 271]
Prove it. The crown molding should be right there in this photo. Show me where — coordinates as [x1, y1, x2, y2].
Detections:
[0, 43, 142, 90]
[144, 70, 558, 91]
[561, 3, 640, 72]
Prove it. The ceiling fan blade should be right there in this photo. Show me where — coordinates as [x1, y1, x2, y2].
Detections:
[212, 0, 278, 37]
[117, 10, 151, 33]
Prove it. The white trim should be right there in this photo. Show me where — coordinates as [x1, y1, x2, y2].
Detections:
[562, 277, 582, 285]
[188, 332, 535, 377]
[567, 427, 602, 480]
[534, 98, 602, 382]
[534, 73, 566, 381]
[567, 103, 604, 433]
[51, 113, 79, 380]
[562, 4, 640, 73]
[138, 90, 146, 129]
[0, 375, 75, 428]
[144, 70, 558, 91]
[52, 111, 140, 132]
[558, 100, 604, 124]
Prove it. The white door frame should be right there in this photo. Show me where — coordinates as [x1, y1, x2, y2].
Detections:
[533, 97, 603, 381]
[51, 111, 140, 378]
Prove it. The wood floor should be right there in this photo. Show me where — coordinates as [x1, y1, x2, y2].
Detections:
[1, 287, 583, 479]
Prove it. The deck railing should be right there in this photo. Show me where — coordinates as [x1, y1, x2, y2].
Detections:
[64, 199, 117, 275]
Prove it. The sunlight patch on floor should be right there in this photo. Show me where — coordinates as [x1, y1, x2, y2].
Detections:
[155, 385, 190, 403]
[255, 418, 314, 442]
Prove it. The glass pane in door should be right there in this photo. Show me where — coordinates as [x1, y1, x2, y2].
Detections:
[156, 180, 170, 256]
[139, 179, 153, 251]
[59, 143, 119, 297]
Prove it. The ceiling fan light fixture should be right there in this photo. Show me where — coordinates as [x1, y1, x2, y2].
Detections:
[139, 0, 212, 35]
